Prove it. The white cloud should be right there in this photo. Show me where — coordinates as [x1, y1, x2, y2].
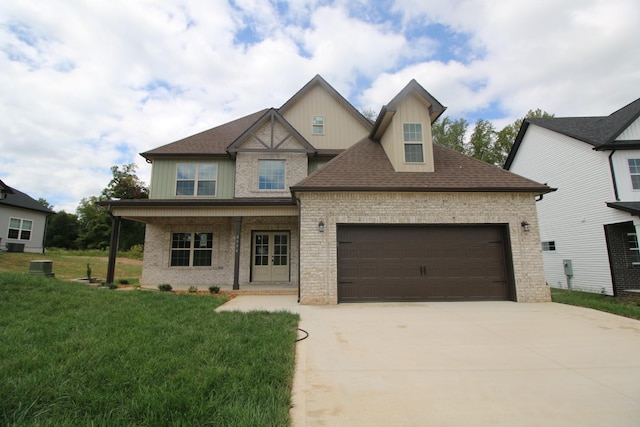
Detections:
[1, 0, 639, 213]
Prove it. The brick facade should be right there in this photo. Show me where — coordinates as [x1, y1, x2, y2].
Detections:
[141, 216, 297, 289]
[604, 221, 640, 295]
[297, 191, 550, 304]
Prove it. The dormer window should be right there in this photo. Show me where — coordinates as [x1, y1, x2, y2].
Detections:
[312, 115, 324, 135]
[403, 123, 424, 163]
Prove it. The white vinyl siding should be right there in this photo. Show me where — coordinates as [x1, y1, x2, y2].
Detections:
[508, 124, 631, 295]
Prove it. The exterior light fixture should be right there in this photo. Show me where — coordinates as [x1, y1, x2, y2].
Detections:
[318, 221, 325, 232]
[521, 221, 530, 232]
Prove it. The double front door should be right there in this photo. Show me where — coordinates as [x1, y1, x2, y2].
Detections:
[251, 232, 290, 282]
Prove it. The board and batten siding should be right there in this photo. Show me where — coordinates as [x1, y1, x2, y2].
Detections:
[509, 124, 634, 295]
[281, 84, 370, 150]
[149, 159, 235, 199]
[380, 93, 435, 172]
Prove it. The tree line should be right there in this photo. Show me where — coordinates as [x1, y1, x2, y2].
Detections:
[43, 164, 148, 251]
[44, 109, 553, 250]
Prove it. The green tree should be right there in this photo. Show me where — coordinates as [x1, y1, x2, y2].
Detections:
[99, 163, 149, 251]
[467, 119, 499, 164]
[102, 164, 149, 200]
[38, 198, 54, 210]
[76, 196, 111, 250]
[432, 117, 468, 153]
[46, 211, 80, 249]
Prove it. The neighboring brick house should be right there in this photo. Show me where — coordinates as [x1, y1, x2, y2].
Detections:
[0, 179, 54, 253]
[505, 97, 640, 296]
[104, 75, 552, 304]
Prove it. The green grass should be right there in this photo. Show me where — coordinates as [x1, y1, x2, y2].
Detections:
[0, 249, 142, 284]
[0, 273, 299, 426]
[551, 288, 640, 320]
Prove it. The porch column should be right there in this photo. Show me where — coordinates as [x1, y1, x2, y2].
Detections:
[233, 216, 242, 290]
[106, 215, 121, 284]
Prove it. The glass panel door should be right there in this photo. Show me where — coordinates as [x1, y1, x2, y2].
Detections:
[251, 232, 290, 281]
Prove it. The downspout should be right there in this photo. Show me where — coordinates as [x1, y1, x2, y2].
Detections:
[608, 150, 620, 201]
[295, 196, 301, 303]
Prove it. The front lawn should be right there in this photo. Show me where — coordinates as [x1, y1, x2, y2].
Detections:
[551, 288, 640, 320]
[0, 273, 299, 426]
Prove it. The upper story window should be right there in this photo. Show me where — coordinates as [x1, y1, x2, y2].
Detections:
[312, 116, 324, 135]
[628, 159, 640, 190]
[176, 163, 217, 196]
[403, 123, 424, 163]
[259, 160, 285, 190]
[8, 218, 32, 240]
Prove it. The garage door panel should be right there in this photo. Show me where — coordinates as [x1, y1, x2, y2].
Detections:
[337, 225, 513, 302]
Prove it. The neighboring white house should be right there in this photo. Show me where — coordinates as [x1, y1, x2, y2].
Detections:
[0, 180, 54, 253]
[505, 97, 640, 296]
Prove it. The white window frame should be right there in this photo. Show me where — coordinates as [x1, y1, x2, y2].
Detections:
[627, 233, 640, 264]
[258, 160, 286, 190]
[628, 159, 640, 190]
[312, 115, 324, 135]
[403, 123, 425, 163]
[8, 217, 32, 241]
[175, 163, 217, 197]
[170, 232, 214, 267]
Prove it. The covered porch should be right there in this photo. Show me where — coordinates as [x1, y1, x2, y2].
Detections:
[103, 198, 300, 294]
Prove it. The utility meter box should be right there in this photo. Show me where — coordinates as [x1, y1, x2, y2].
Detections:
[563, 259, 573, 276]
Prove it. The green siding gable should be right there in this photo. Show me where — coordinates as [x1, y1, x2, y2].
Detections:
[149, 159, 235, 199]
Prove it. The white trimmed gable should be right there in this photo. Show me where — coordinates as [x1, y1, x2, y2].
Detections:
[618, 117, 640, 140]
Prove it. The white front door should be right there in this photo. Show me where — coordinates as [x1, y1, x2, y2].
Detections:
[251, 232, 290, 281]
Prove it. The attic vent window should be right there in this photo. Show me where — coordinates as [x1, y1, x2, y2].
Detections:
[403, 123, 424, 163]
[312, 115, 324, 135]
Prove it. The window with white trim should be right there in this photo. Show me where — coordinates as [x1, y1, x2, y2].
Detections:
[403, 123, 424, 163]
[8, 218, 32, 240]
[628, 159, 640, 190]
[176, 163, 217, 196]
[628, 233, 640, 264]
[170, 232, 213, 267]
[258, 160, 285, 190]
[312, 115, 324, 135]
[541, 241, 556, 251]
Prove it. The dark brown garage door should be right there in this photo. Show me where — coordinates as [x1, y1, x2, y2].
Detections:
[337, 225, 514, 302]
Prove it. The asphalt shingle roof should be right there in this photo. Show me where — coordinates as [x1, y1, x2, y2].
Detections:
[525, 97, 640, 147]
[141, 109, 269, 158]
[0, 184, 54, 214]
[292, 138, 552, 193]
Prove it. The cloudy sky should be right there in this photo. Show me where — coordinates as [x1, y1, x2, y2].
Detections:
[1, 0, 639, 213]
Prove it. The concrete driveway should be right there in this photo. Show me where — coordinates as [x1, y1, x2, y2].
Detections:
[217, 297, 640, 426]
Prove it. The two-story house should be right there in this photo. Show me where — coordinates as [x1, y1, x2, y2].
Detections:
[505, 97, 640, 296]
[104, 75, 553, 304]
[0, 179, 54, 253]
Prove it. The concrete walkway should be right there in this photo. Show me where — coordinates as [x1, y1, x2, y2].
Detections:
[217, 297, 640, 426]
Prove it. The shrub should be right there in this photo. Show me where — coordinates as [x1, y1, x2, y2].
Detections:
[119, 279, 129, 285]
[209, 286, 220, 294]
[158, 284, 172, 292]
[188, 285, 198, 293]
